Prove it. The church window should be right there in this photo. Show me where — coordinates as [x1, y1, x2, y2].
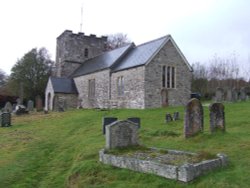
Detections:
[84, 48, 89, 58]
[88, 79, 95, 98]
[117, 76, 124, 96]
[163, 66, 176, 89]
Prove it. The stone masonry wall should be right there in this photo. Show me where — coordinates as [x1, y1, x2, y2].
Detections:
[74, 70, 110, 108]
[53, 93, 78, 110]
[144, 40, 192, 108]
[111, 66, 145, 109]
[55, 30, 107, 77]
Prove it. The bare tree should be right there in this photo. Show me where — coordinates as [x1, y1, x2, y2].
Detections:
[106, 33, 131, 50]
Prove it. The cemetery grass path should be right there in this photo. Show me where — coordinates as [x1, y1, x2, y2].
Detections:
[0, 101, 250, 187]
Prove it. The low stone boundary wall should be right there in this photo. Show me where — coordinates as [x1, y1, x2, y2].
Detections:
[99, 148, 228, 182]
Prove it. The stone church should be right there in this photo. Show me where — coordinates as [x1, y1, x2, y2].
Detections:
[45, 30, 192, 110]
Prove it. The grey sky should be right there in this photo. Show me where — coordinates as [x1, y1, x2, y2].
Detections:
[0, 0, 250, 75]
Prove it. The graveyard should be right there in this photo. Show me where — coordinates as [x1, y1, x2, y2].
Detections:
[0, 100, 250, 187]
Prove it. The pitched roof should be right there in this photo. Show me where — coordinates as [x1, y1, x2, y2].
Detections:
[72, 44, 133, 77]
[50, 77, 78, 94]
[111, 35, 170, 72]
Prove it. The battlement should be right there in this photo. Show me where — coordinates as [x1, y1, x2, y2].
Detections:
[57, 30, 107, 41]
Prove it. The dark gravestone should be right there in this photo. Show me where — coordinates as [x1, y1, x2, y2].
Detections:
[215, 87, 224, 102]
[102, 117, 118, 134]
[27, 100, 34, 111]
[184, 98, 204, 138]
[0, 112, 11, 127]
[35, 96, 43, 111]
[209, 103, 225, 132]
[106, 120, 139, 149]
[4, 102, 13, 113]
[127, 117, 141, 128]
[165, 113, 173, 123]
[173, 112, 180, 121]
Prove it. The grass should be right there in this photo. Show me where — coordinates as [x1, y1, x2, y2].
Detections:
[0, 101, 250, 187]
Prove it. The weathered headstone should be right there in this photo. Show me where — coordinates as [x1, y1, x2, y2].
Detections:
[0, 112, 11, 127]
[27, 100, 34, 111]
[16, 98, 22, 105]
[239, 87, 246, 101]
[102, 117, 118, 134]
[209, 103, 225, 132]
[184, 98, 204, 138]
[127, 117, 141, 128]
[215, 87, 224, 102]
[226, 89, 233, 102]
[173, 112, 180, 121]
[35, 96, 43, 111]
[165, 113, 173, 123]
[232, 88, 238, 102]
[4, 102, 12, 112]
[106, 120, 139, 149]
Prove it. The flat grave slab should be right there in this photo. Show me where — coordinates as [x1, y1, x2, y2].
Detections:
[99, 147, 228, 182]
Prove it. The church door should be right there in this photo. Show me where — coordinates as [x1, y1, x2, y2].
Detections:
[161, 89, 168, 107]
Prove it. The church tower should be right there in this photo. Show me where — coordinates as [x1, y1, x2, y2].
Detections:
[54, 30, 107, 77]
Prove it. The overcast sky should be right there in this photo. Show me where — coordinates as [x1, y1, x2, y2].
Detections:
[1, 0, 250, 75]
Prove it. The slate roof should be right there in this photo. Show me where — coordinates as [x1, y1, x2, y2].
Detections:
[111, 35, 170, 72]
[71, 34, 191, 77]
[50, 77, 78, 94]
[72, 44, 134, 77]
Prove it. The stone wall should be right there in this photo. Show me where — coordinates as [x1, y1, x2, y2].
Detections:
[53, 93, 78, 110]
[55, 30, 107, 77]
[144, 40, 192, 108]
[74, 69, 110, 108]
[111, 66, 145, 109]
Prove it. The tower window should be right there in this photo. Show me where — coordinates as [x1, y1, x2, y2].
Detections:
[84, 48, 89, 58]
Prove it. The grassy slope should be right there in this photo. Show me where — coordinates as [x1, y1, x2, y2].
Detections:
[0, 101, 250, 188]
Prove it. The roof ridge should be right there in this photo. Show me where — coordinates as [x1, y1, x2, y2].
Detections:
[136, 35, 170, 47]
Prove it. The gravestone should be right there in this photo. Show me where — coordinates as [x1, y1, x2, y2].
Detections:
[4, 102, 12, 112]
[106, 120, 139, 149]
[16, 98, 22, 105]
[102, 117, 118, 134]
[209, 103, 225, 132]
[232, 88, 238, 102]
[215, 88, 224, 102]
[27, 100, 34, 111]
[0, 112, 11, 127]
[226, 89, 233, 102]
[127, 117, 141, 128]
[165, 113, 173, 123]
[173, 112, 180, 121]
[35, 96, 43, 111]
[184, 98, 204, 138]
[239, 87, 246, 101]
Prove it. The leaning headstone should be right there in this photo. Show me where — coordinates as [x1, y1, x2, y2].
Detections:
[4, 102, 13, 113]
[173, 112, 180, 121]
[226, 89, 233, 102]
[35, 96, 43, 111]
[215, 88, 224, 102]
[165, 113, 173, 123]
[102, 117, 118, 134]
[232, 88, 238, 102]
[127, 117, 141, 129]
[106, 120, 139, 149]
[209, 103, 225, 132]
[239, 87, 246, 101]
[27, 100, 34, 111]
[184, 98, 204, 138]
[0, 112, 11, 127]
